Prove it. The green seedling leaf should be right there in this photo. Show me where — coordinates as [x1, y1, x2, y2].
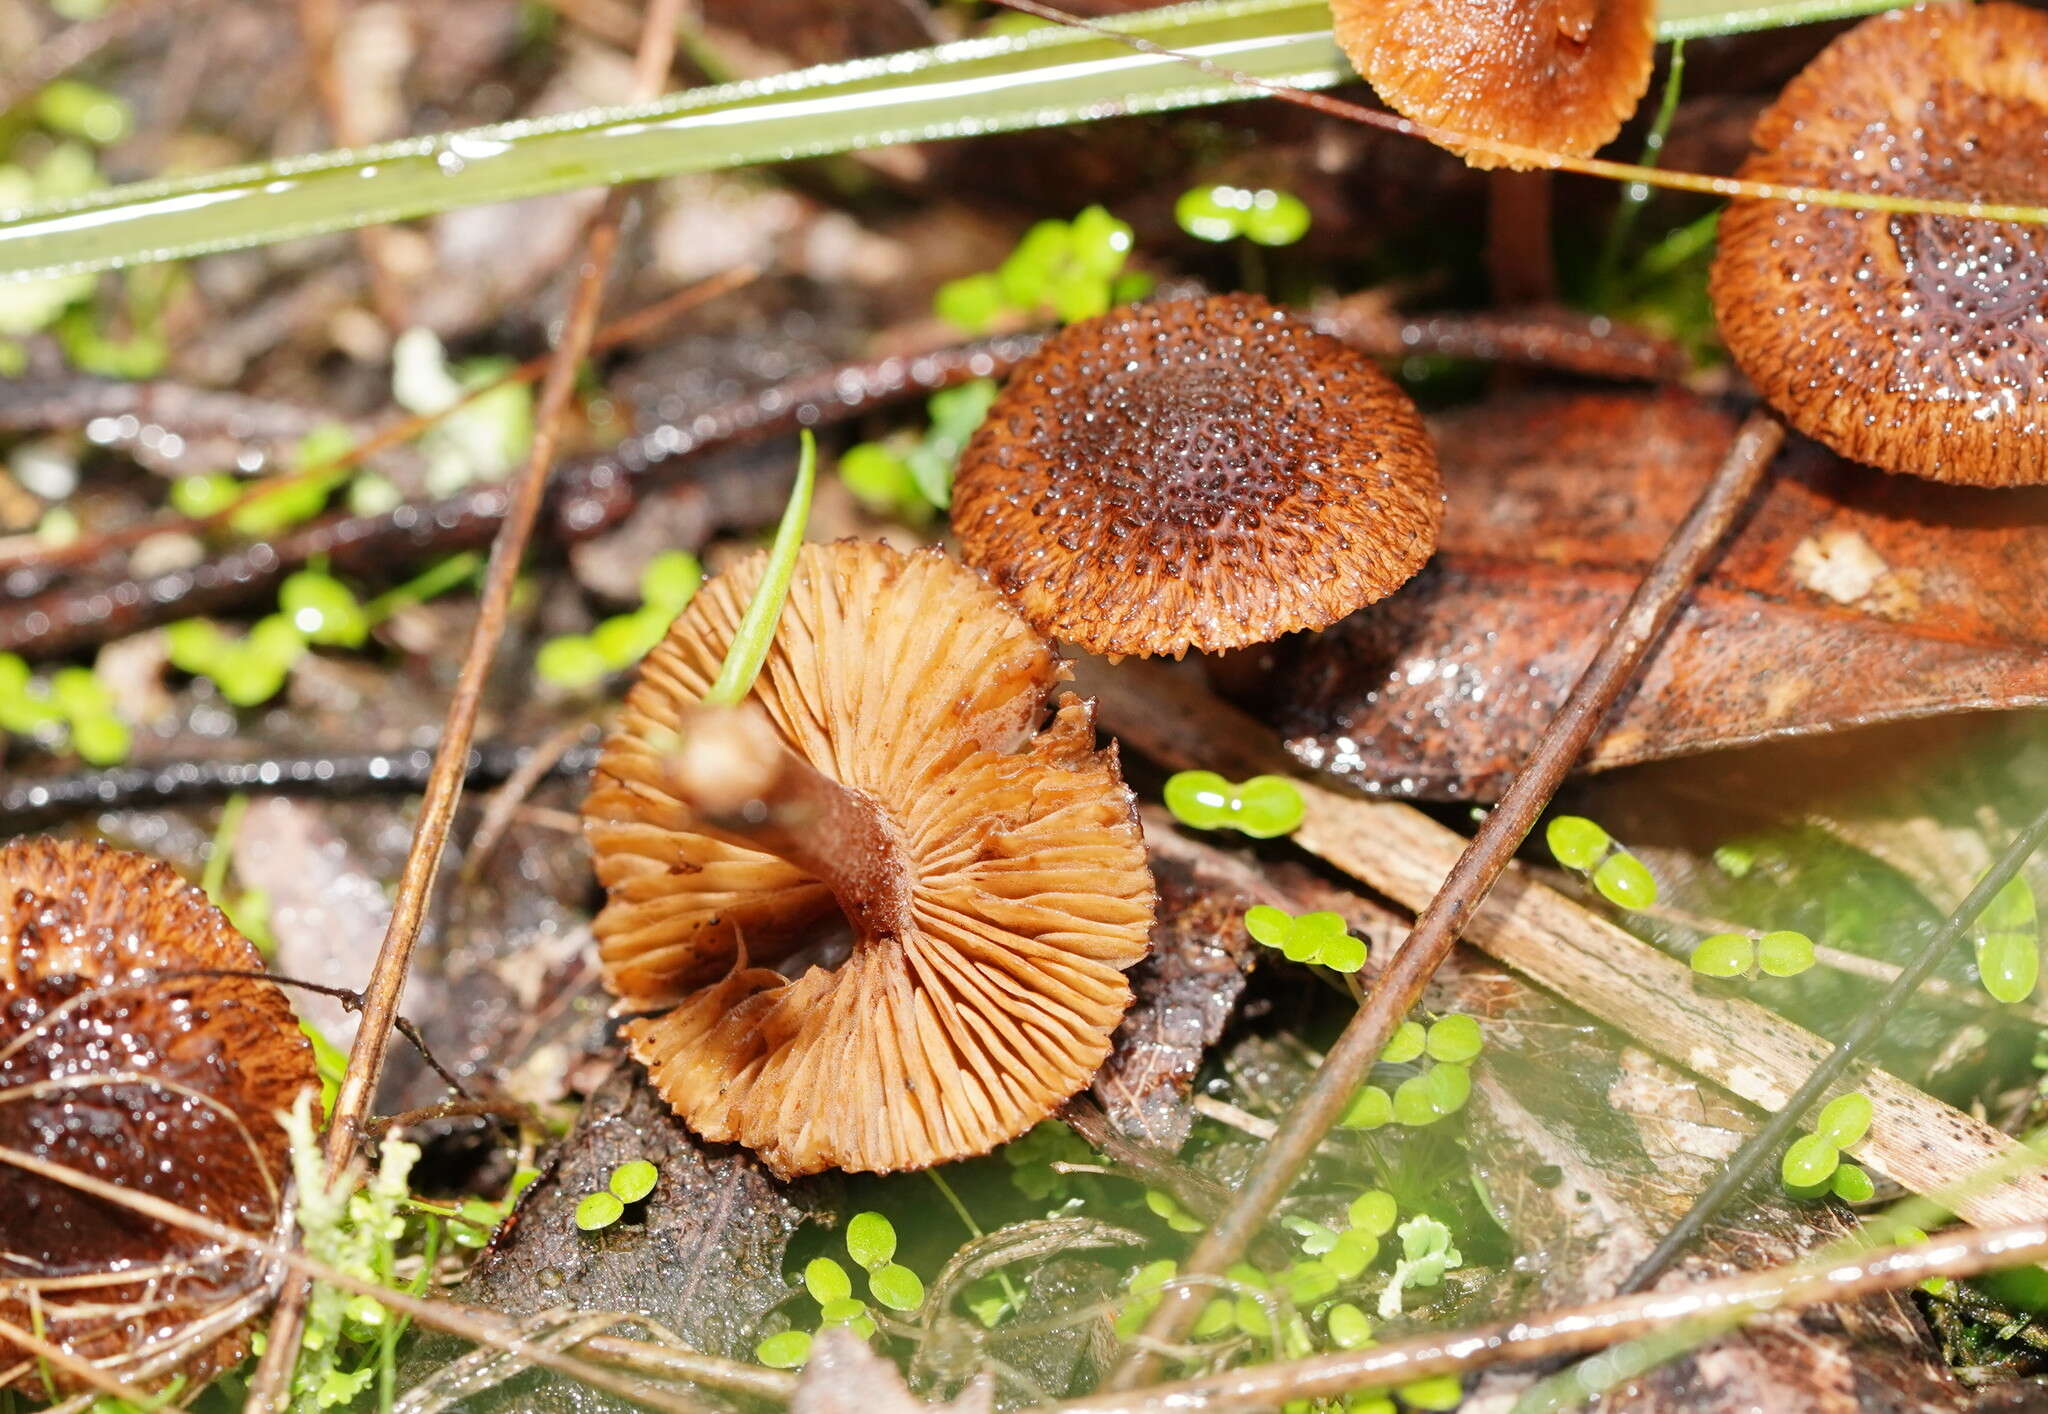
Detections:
[279, 570, 369, 648]
[1691, 932, 1754, 977]
[1781, 1133, 1841, 1189]
[1393, 1074, 1445, 1127]
[574, 1192, 623, 1231]
[536, 634, 608, 688]
[1757, 929, 1817, 977]
[1593, 851, 1658, 909]
[805, 1257, 853, 1304]
[1545, 815, 1611, 870]
[1347, 1190, 1398, 1236]
[1339, 1085, 1393, 1130]
[1425, 1014, 1483, 1064]
[1398, 1375, 1465, 1411]
[1146, 1188, 1203, 1233]
[608, 1160, 658, 1203]
[1323, 1230, 1377, 1279]
[846, 1211, 897, 1271]
[1380, 1020, 1426, 1065]
[1164, 769, 1232, 830]
[754, 1330, 811, 1368]
[69, 711, 130, 765]
[1235, 775, 1306, 837]
[1175, 184, 1244, 242]
[869, 1264, 925, 1312]
[702, 429, 815, 708]
[1191, 1297, 1235, 1339]
[1240, 188, 1311, 245]
[1425, 1062, 1472, 1116]
[1975, 873, 2040, 1003]
[638, 550, 702, 611]
[1815, 1092, 1872, 1148]
[1831, 1163, 1876, 1202]
[1281, 1260, 1337, 1305]
[1320, 932, 1368, 973]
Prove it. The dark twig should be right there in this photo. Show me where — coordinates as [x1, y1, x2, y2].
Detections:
[1315, 296, 1685, 383]
[156, 968, 474, 1101]
[0, 267, 759, 576]
[244, 10, 691, 1405]
[0, 330, 1041, 660]
[0, 740, 602, 825]
[1615, 795, 2048, 1295]
[1116, 410, 1785, 1381]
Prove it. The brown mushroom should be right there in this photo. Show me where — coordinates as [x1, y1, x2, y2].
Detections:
[0, 836, 316, 1394]
[1710, 2, 2048, 486]
[949, 294, 1444, 659]
[583, 540, 1155, 1178]
[1330, 0, 1658, 170]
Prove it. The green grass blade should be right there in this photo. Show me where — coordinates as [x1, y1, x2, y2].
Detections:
[701, 430, 815, 709]
[0, 0, 1910, 282]
[0, 0, 1344, 281]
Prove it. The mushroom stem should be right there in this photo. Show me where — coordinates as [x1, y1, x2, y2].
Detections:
[1486, 170, 1557, 305]
[663, 704, 916, 943]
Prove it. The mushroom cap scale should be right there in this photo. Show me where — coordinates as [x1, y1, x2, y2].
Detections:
[950, 295, 1444, 659]
[1331, 0, 1658, 170]
[584, 540, 1155, 1177]
[0, 837, 316, 1394]
[1710, 2, 2048, 486]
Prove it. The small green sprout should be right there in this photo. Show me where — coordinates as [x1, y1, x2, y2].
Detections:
[1690, 929, 1816, 980]
[1380, 1020, 1427, 1065]
[1397, 1375, 1466, 1411]
[804, 1257, 853, 1304]
[1146, 1188, 1204, 1234]
[1782, 1090, 1874, 1197]
[869, 1264, 926, 1312]
[0, 655, 132, 765]
[703, 430, 817, 707]
[753, 1330, 812, 1368]
[1545, 813, 1660, 910]
[1425, 1014, 1484, 1064]
[846, 1210, 896, 1270]
[608, 1160, 659, 1204]
[574, 1192, 624, 1232]
[1378, 1216, 1462, 1318]
[838, 378, 998, 519]
[539, 549, 705, 689]
[1244, 906, 1367, 971]
[935, 206, 1149, 333]
[1392, 1064, 1471, 1127]
[1340, 1084, 1394, 1130]
[1164, 770, 1305, 838]
[1114, 1258, 1178, 1338]
[1349, 1190, 1398, 1237]
[36, 80, 131, 146]
[1174, 184, 1313, 247]
[1974, 872, 2039, 1004]
[1326, 1301, 1374, 1350]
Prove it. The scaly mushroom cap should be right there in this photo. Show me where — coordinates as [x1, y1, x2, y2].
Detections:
[584, 541, 1155, 1177]
[1331, 0, 1657, 170]
[0, 837, 316, 1394]
[950, 295, 1444, 659]
[1711, 2, 2048, 486]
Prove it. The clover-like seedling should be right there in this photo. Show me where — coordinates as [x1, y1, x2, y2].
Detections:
[1782, 1091, 1874, 1198]
[1973, 873, 2039, 1005]
[1164, 770, 1306, 838]
[934, 205, 1149, 333]
[1690, 929, 1816, 981]
[1244, 905, 1367, 971]
[0, 655, 133, 765]
[1545, 814, 1660, 910]
[608, 1159, 659, 1204]
[754, 1330, 812, 1369]
[1174, 184, 1313, 247]
[574, 1191, 624, 1232]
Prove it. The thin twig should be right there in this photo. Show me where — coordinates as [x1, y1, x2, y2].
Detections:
[1615, 796, 2048, 1295]
[1055, 1220, 2048, 1413]
[1112, 411, 1784, 1380]
[242, 7, 691, 1405]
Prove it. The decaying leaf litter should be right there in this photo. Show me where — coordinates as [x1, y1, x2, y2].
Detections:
[2, 1, 2048, 1412]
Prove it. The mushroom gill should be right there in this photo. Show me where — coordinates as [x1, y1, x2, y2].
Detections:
[1330, 0, 1658, 170]
[950, 294, 1444, 659]
[0, 836, 316, 1394]
[583, 540, 1155, 1178]
[1710, 1, 2048, 486]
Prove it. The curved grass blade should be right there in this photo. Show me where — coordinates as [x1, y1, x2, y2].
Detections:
[0, 0, 1919, 282]
[702, 430, 815, 708]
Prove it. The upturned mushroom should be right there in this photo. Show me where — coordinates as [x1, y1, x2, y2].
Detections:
[1710, 1, 2048, 486]
[949, 294, 1444, 659]
[583, 540, 1155, 1178]
[0, 837, 316, 1394]
[1329, 0, 1658, 170]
